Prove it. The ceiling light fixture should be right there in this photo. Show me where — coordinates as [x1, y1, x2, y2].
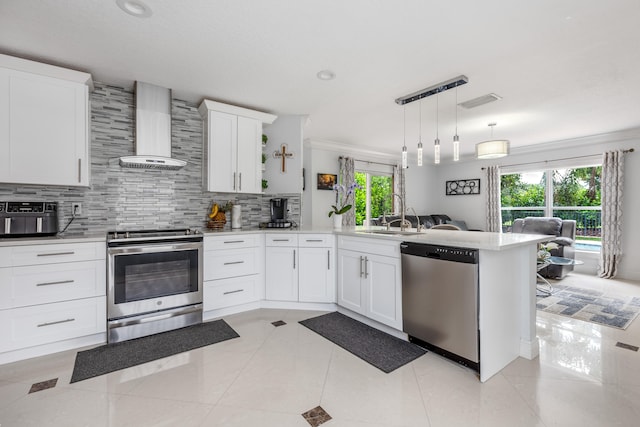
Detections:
[453, 83, 460, 162]
[476, 123, 510, 159]
[417, 99, 423, 167]
[395, 75, 468, 105]
[116, 0, 152, 18]
[316, 69, 336, 81]
[434, 94, 440, 165]
[401, 105, 408, 169]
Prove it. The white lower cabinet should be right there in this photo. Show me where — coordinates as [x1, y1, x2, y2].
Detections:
[265, 233, 336, 303]
[0, 241, 106, 356]
[337, 236, 402, 330]
[203, 234, 263, 311]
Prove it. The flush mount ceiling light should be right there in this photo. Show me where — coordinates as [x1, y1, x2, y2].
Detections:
[316, 69, 336, 81]
[116, 0, 152, 18]
[476, 123, 510, 159]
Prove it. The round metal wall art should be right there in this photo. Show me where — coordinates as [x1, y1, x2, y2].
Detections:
[446, 179, 480, 195]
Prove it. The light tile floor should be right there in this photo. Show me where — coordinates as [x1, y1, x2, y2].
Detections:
[1, 273, 639, 426]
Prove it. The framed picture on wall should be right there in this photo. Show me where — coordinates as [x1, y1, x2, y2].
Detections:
[446, 178, 480, 195]
[317, 173, 337, 190]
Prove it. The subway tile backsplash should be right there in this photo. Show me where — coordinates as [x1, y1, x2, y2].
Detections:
[0, 82, 299, 235]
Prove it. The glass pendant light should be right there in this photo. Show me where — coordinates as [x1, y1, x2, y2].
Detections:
[401, 105, 408, 169]
[417, 99, 423, 166]
[434, 94, 440, 164]
[453, 83, 460, 162]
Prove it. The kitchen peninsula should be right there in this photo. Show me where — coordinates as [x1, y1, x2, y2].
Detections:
[339, 228, 551, 382]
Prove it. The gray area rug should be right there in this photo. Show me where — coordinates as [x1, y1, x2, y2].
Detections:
[537, 284, 640, 329]
[299, 312, 426, 373]
[70, 319, 239, 383]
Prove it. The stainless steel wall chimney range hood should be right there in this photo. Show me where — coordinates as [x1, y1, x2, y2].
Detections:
[119, 81, 187, 170]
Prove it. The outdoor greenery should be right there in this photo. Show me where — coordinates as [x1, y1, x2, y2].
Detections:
[501, 166, 602, 239]
[354, 172, 393, 226]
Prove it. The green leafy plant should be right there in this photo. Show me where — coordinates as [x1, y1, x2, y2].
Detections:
[262, 179, 268, 189]
[262, 153, 267, 164]
[262, 134, 268, 145]
[328, 182, 361, 217]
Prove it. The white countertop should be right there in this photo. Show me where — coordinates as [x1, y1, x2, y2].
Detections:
[0, 226, 549, 250]
[337, 227, 552, 251]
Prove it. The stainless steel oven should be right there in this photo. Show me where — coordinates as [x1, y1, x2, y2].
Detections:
[107, 229, 203, 343]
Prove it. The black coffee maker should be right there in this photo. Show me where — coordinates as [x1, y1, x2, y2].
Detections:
[268, 198, 291, 228]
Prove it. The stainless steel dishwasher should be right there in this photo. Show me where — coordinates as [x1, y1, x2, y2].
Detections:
[401, 242, 480, 372]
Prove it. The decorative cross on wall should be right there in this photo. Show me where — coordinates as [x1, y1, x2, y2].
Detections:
[273, 144, 294, 173]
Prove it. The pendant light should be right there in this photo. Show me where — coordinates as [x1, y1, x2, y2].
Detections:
[453, 83, 460, 162]
[476, 123, 510, 159]
[434, 94, 440, 164]
[417, 99, 423, 166]
[401, 105, 408, 169]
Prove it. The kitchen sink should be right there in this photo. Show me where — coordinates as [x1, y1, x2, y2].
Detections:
[360, 230, 424, 236]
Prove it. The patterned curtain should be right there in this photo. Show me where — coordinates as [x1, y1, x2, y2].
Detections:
[599, 150, 626, 279]
[393, 164, 403, 214]
[486, 165, 502, 232]
[339, 156, 356, 227]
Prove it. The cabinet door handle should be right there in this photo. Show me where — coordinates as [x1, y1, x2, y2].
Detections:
[37, 251, 75, 257]
[38, 318, 75, 328]
[359, 256, 364, 277]
[78, 158, 82, 183]
[223, 240, 244, 244]
[223, 261, 244, 265]
[272, 239, 290, 242]
[364, 256, 369, 278]
[37, 279, 75, 287]
[233, 172, 236, 190]
[293, 249, 296, 269]
[238, 172, 242, 191]
[327, 250, 330, 270]
[306, 239, 323, 242]
[223, 289, 244, 295]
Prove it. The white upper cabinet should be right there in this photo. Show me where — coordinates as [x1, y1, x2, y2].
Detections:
[199, 99, 276, 194]
[0, 54, 92, 187]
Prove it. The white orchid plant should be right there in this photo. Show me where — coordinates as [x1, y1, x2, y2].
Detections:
[328, 182, 361, 217]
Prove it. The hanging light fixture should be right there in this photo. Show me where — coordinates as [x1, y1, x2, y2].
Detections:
[476, 123, 510, 159]
[417, 99, 423, 166]
[401, 105, 408, 169]
[434, 94, 440, 164]
[453, 83, 460, 162]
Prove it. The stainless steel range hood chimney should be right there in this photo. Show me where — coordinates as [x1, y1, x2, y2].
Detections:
[119, 81, 187, 170]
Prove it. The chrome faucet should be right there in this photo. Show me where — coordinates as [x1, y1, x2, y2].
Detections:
[408, 207, 423, 231]
[385, 193, 410, 231]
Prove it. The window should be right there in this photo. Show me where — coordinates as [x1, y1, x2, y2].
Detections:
[501, 166, 602, 250]
[353, 161, 394, 226]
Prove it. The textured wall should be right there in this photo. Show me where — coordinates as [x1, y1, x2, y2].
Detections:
[0, 82, 300, 235]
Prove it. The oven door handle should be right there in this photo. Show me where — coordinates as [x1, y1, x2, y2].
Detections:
[108, 242, 202, 255]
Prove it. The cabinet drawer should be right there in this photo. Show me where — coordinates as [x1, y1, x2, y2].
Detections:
[265, 234, 298, 246]
[337, 236, 400, 258]
[204, 276, 260, 311]
[204, 234, 261, 250]
[298, 234, 333, 247]
[0, 260, 105, 309]
[9, 242, 105, 266]
[0, 296, 106, 353]
[204, 247, 259, 281]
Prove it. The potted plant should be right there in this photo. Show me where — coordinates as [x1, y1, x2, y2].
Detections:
[262, 179, 268, 190]
[262, 134, 268, 147]
[328, 182, 361, 229]
[262, 152, 267, 171]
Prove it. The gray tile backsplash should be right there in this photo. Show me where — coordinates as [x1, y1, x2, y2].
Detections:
[0, 82, 299, 235]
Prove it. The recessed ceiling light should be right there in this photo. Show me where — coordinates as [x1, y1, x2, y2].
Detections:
[116, 0, 152, 18]
[316, 70, 336, 81]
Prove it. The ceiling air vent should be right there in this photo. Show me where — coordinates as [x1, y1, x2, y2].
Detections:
[459, 93, 502, 109]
